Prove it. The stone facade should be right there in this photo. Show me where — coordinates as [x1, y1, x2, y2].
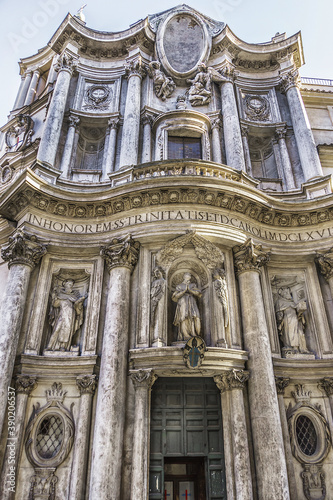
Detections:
[0, 5, 333, 499]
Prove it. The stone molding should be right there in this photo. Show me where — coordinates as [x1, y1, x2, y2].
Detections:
[275, 376, 290, 395]
[318, 377, 333, 397]
[15, 375, 37, 395]
[68, 114, 80, 129]
[124, 58, 146, 80]
[130, 369, 157, 389]
[1, 228, 47, 269]
[316, 248, 333, 281]
[280, 70, 301, 93]
[141, 112, 153, 127]
[107, 117, 120, 130]
[101, 235, 140, 272]
[55, 53, 78, 75]
[76, 374, 98, 395]
[214, 369, 249, 393]
[233, 238, 270, 275]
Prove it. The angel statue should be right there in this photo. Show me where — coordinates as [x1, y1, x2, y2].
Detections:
[186, 62, 227, 106]
[148, 61, 176, 100]
[150, 267, 166, 342]
[46, 279, 87, 351]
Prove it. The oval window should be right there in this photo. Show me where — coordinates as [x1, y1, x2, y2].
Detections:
[296, 414, 317, 456]
[36, 415, 64, 459]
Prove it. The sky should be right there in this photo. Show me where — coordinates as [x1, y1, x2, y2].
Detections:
[0, 0, 331, 125]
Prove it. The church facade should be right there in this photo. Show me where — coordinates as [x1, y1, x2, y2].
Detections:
[0, 5, 333, 499]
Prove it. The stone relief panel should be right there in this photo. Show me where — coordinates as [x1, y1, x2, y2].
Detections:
[73, 77, 119, 114]
[148, 61, 175, 101]
[271, 275, 315, 359]
[83, 84, 112, 111]
[43, 269, 90, 356]
[242, 94, 270, 122]
[5, 114, 34, 152]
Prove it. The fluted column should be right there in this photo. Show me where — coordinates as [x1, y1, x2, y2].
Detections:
[211, 117, 222, 164]
[0, 230, 46, 436]
[130, 369, 157, 500]
[316, 248, 333, 298]
[275, 126, 296, 190]
[233, 239, 289, 499]
[102, 117, 119, 179]
[15, 71, 32, 109]
[214, 370, 253, 500]
[37, 53, 77, 168]
[59, 114, 80, 178]
[220, 66, 245, 171]
[319, 378, 333, 417]
[119, 58, 146, 167]
[69, 375, 97, 500]
[275, 377, 298, 499]
[0, 375, 37, 500]
[141, 113, 153, 164]
[240, 125, 252, 176]
[90, 236, 140, 500]
[280, 71, 323, 180]
[24, 69, 40, 106]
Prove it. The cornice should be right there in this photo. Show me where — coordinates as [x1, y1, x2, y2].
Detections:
[1, 166, 333, 232]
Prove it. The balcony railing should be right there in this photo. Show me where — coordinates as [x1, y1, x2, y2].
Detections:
[301, 77, 333, 86]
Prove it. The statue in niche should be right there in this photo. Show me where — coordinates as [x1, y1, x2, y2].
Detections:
[148, 61, 176, 101]
[172, 272, 202, 341]
[275, 287, 309, 354]
[150, 267, 166, 339]
[212, 268, 229, 329]
[46, 279, 87, 351]
[186, 63, 226, 106]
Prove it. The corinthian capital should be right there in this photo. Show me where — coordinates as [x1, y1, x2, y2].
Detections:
[15, 375, 37, 395]
[275, 376, 290, 395]
[280, 70, 301, 93]
[319, 377, 333, 397]
[76, 374, 97, 395]
[130, 369, 157, 389]
[55, 53, 78, 74]
[214, 369, 249, 393]
[316, 248, 333, 281]
[125, 57, 146, 80]
[101, 235, 140, 273]
[233, 238, 270, 275]
[1, 229, 47, 269]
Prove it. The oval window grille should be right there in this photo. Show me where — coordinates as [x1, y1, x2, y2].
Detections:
[296, 415, 317, 456]
[36, 415, 64, 459]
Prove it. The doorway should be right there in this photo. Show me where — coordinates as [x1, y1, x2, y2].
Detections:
[164, 457, 205, 500]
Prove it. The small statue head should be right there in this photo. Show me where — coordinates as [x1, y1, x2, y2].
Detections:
[183, 272, 192, 283]
[278, 287, 292, 299]
[62, 279, 75, 291]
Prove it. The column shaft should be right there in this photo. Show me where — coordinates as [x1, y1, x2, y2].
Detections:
[241, 126, 252, 176]
[60, 116, 80, 178]
[12, 76, 25, 110]
[102, 119, 118, 179]
[141, 119, 152, 163]
[211, 120, 222, 164]
[221, 81, 245, 171]
[15, 72, 32, 109]
[24, 70, 40, 106]
[276, 128, 296, 189]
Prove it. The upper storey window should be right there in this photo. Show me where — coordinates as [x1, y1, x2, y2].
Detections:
[168, 136, 202, 160]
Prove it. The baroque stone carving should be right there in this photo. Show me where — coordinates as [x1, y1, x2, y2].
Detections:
[124, 58, 146, 79]
[150, 267, 166, 343]
[243, 94, 270, 122]
[183, 336, 206, 368]
[101, 235, 140, 272]
[1, 229, 47, 269]
[130, 369, 157, 389]
[16, 375, 37, 395]
[301, 464, 326, 500]
[54, 52, 78, 74]
[76, 374, 97, 395]
[83, 84, 112, 110]
[45, 279, 87, 353]
[5, 114, 34, 152]
[316, 248, 333, 281]
[280, 70, 301, 94]
[318, 378, 333, 397]
[214, 369, 250, 393]
[176, 94, 187, 109]
[148, 61, 175, 100]
[233, 238, 270, 274]
[186, 63, 226, 106]
[68, 114, 80, 129]
[212, 268, 229, 329]
[172, 272, 202, 341]
[28, 468, 58, 500]
[275, 376, 290, 395]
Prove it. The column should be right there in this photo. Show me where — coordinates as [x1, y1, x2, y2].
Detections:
[119, 58, 146, 167]
[15, 71, 32, 109]
[69, 375, 97, 500]
[319, 378, 333, 417]
[275, 377, 298, 500]
[220, 66, 246, 171]
[211, 117, 222, 164]
[12, 76, 25, 110]
[214, 370, 253, 500]
[37, 53, 77, 168]
[141, 113, 153, 164]
[24, 69, 40, 106]
[280, 70, 323, 180]
[240, 125, 252, 176]
[0, 375, 37, 500]
[102, 117, 119, 179]
[233, 239, 290, 500]
[89, 235, 140, 499]
[0, 229, 46, 436]
[316, 248, 333, 298]
[275, 126, 296, 190]
[130, 369, 157, 500]
[59, 114, 80, 178]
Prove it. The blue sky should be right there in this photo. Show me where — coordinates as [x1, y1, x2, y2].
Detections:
[0, 0, 331, 125]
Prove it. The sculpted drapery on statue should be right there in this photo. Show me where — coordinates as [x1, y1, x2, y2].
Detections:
[172, 272, 202, 340]
[275, 286, 309, 353]
[46, 279, 87, 351]
[150, 267, 166, 342]
[186, 63, 227, 106]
